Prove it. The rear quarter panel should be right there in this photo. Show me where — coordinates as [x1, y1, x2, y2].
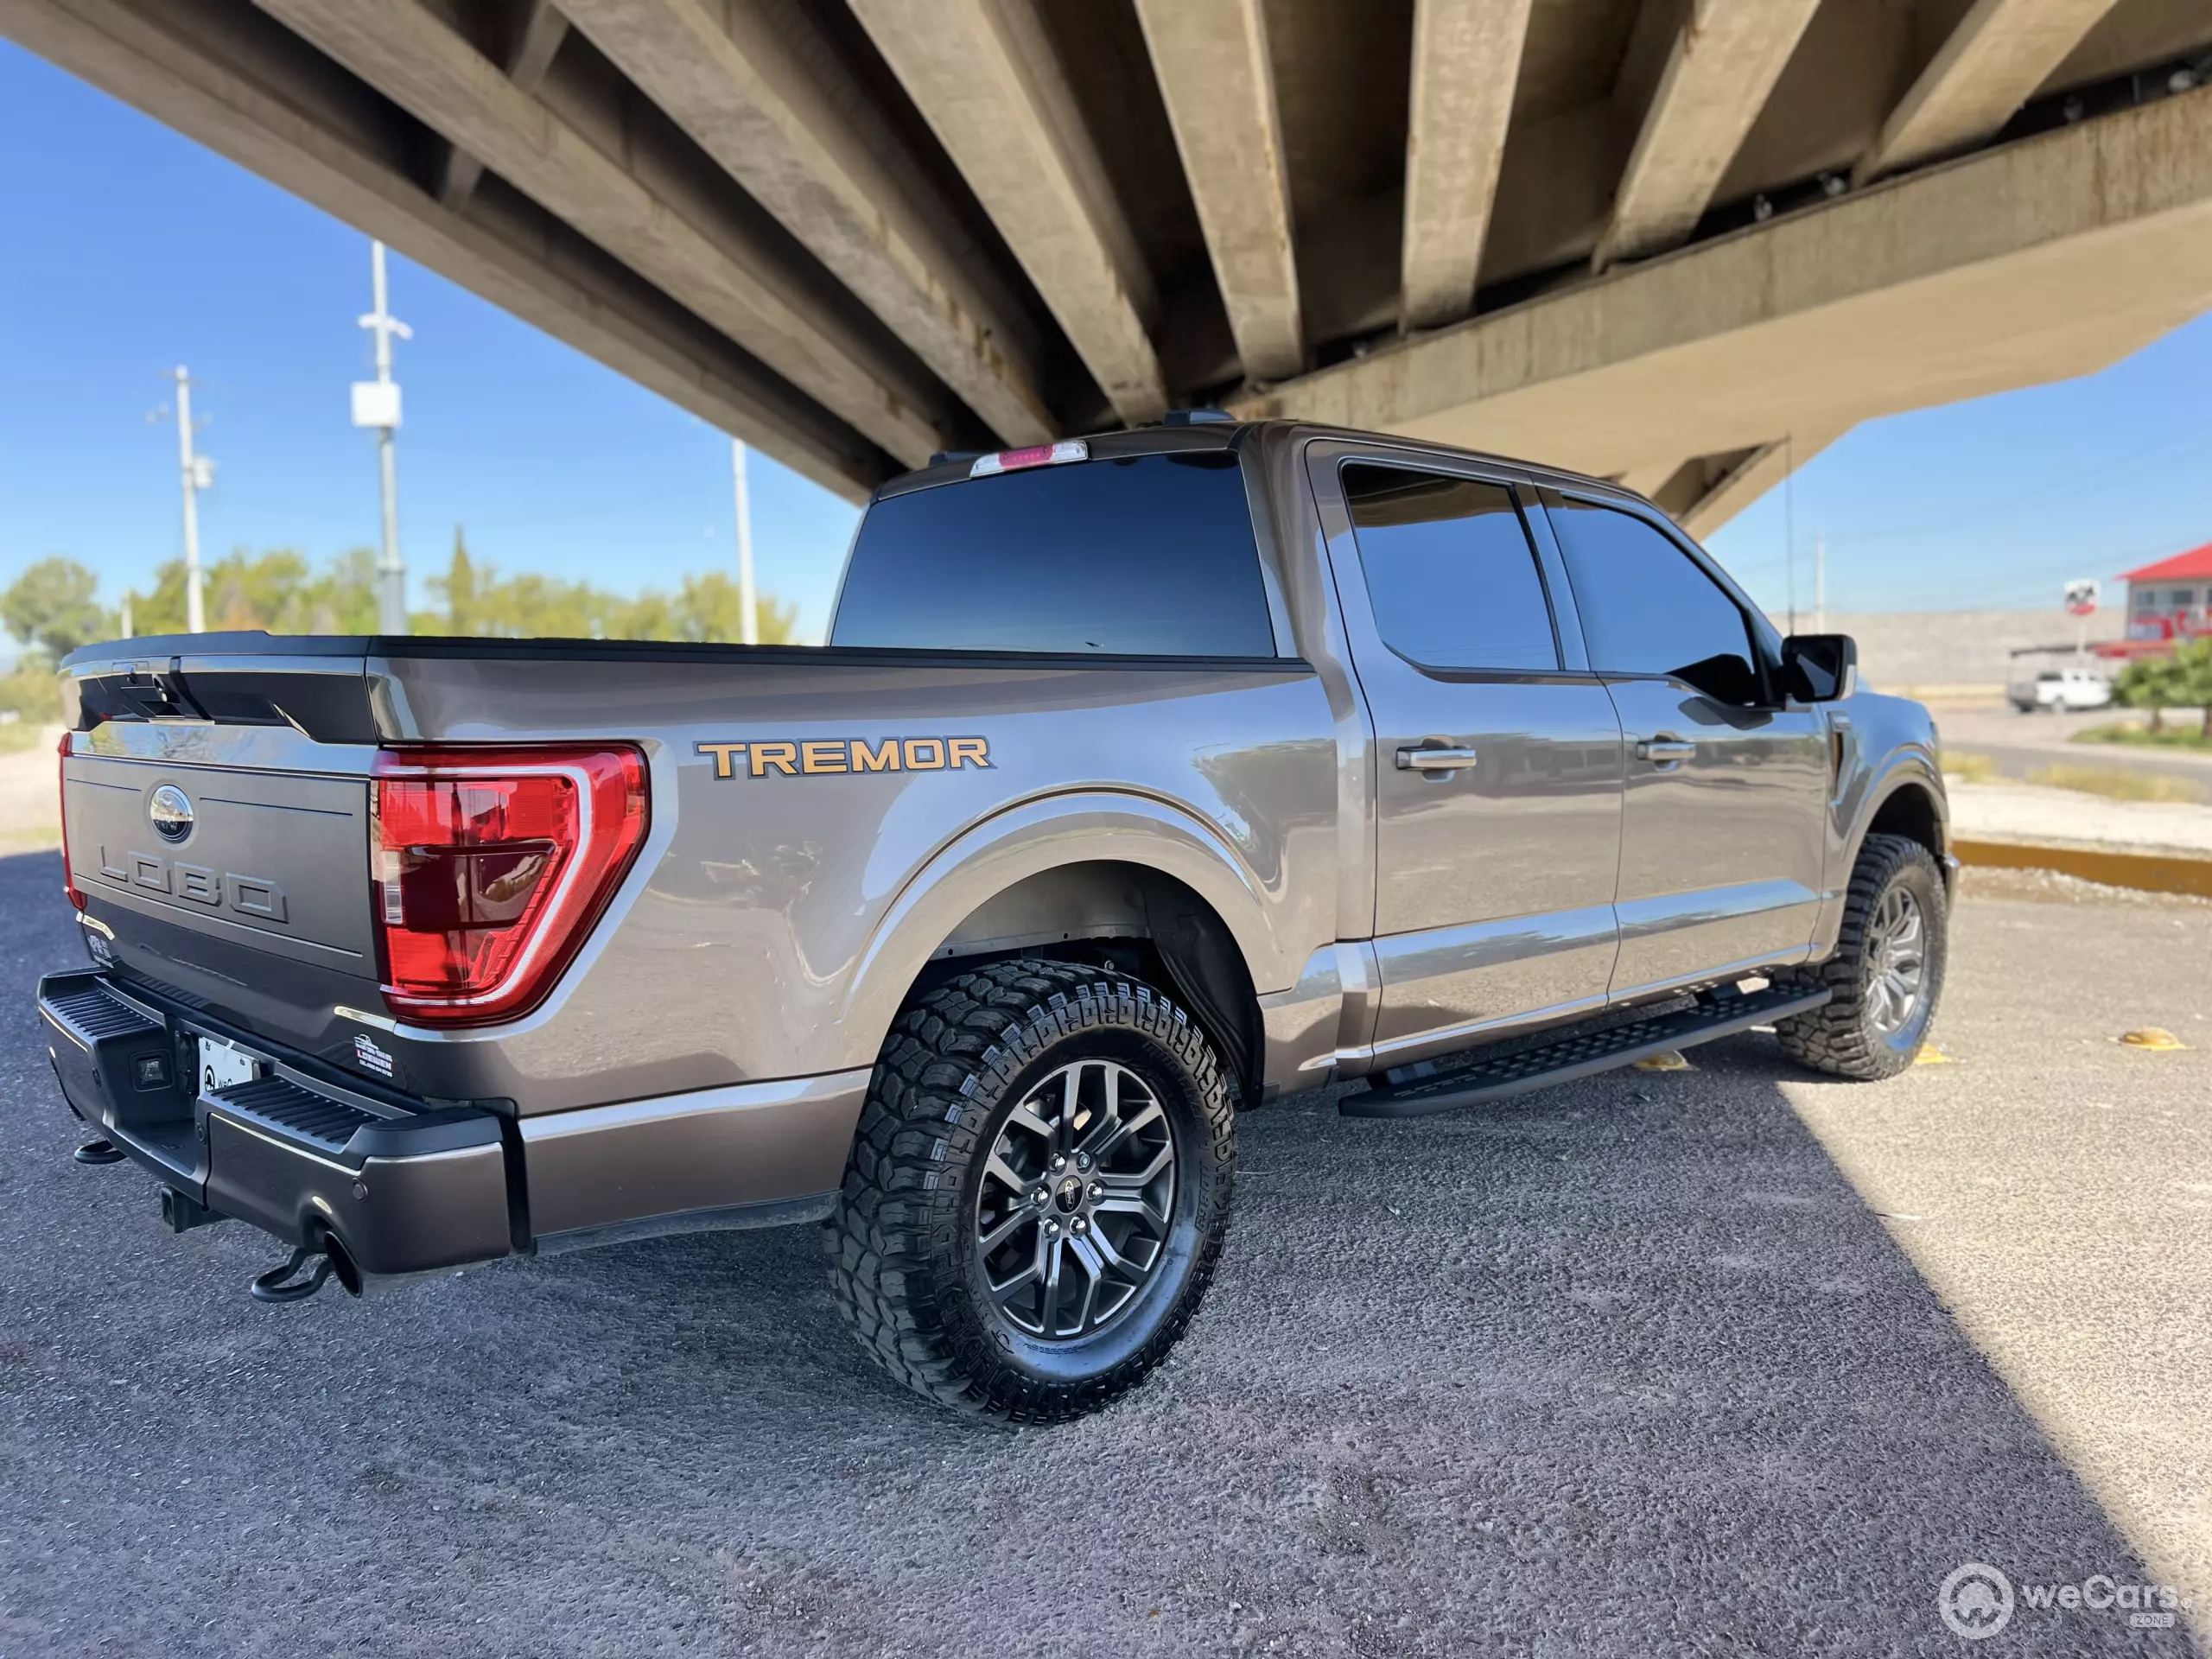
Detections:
[374, 651, 1338, 1111]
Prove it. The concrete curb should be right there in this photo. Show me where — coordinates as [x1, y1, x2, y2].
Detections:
[1955, 837, 2212, 899]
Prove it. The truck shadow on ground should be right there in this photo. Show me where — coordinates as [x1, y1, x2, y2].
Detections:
[0, 849, 2188, 1657]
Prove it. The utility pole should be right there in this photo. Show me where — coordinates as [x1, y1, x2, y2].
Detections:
[1782, 432, 1797, 635]
[167, 366, 213, 633]
[1814, 535, 1826, 634]
[730, 437, 759, 645]
[353, 241, 412, 635]
[120, 592, 135, 639]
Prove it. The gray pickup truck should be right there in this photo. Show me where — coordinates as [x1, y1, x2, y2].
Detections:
[40, 416, 1949, 1421]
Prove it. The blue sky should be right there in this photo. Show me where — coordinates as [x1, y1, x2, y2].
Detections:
[4, 36, 2211, 652]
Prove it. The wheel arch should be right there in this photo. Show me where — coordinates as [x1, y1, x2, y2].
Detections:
[1857, 769, 1949, 880]
[841, 793, 1286, 1103]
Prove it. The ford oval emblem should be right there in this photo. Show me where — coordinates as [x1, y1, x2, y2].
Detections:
[149, 784, 194, 843]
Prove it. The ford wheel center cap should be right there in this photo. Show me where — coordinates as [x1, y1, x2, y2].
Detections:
[149, 784, 194, 842]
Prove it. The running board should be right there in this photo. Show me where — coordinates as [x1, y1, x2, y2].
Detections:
[1342, 984, 1831, 1120]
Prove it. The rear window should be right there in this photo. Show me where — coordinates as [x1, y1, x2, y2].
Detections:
[830, 451, 1275, 655]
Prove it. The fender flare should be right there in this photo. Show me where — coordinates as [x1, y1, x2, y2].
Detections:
[1848, 747, 1949, 868]
[837, 789, 1287, 1056]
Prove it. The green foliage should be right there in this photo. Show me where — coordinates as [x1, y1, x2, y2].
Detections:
[3, 557, 113, 661]
[111, 530, 798, 645]
[2112, 639, 2212, 737]
[419, 533, 797, 644]
[0, 667, 63, 730]
[132, 548, 382, 637]
[2071, 722, 2212, 753]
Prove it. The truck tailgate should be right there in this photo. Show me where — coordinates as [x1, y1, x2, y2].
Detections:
[60, 704, 386, 1060]
[64, 752, 374, 971]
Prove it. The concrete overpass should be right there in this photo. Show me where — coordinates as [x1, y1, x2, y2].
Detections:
[8, 0, 2212, 537]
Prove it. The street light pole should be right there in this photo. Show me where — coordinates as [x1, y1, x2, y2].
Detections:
[354, 242, 412, 635]
[172, 365, 208, 634]
[731, 437, 759, 645]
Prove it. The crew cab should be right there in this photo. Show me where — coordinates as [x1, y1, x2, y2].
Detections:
[38, 418, 1951, 1421]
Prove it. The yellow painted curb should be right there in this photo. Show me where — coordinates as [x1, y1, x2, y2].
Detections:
[1632, 1051, 1693, 1071]
[1954, 838, 2212, 899]
[1913, 1044, 1957, 1065]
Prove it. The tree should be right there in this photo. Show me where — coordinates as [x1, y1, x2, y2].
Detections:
[421, 538, 799, 643]
[444, 526, 480, 634]
[105, 538, 801, 647]
[667, 571, 798, 644]
[134, 548, 380, 636]
[2113, 652, 2188, 735]
[2171, 639, 2212, 740]
[3, 557, 112, 661]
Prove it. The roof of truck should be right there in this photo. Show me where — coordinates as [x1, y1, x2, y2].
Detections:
[880, 417, 1629, 504]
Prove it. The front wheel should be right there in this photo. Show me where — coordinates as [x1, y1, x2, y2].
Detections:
[826, 959, 1236, 1421]
[1777, 833, 1948, 1080]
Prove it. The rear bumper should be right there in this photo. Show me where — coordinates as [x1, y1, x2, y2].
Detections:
[38, 971, 512, 1278]
[35, 969, 871, 1283]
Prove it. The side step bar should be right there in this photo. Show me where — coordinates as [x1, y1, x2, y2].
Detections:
[1342, 983, 1832, 1120]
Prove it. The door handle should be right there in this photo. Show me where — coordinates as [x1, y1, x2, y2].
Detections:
[1637, 736, 1696, 766]
[1396, 747, 1478, 772]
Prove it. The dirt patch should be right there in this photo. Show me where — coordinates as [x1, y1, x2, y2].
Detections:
[0, 730, 60, 849]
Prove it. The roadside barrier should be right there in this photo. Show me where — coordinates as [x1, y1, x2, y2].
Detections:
[1954, 837, 2212, 899]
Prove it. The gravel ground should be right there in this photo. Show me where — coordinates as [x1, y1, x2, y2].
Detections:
[1, 847, 2203, 1658]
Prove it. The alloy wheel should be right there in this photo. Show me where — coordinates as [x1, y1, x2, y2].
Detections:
[1865, 886, 1927, 1036]
[972, 1058, 1179, 1341]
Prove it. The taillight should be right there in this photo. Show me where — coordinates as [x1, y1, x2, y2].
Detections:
[370, 745, 648, 1026]
[58, 729, 85, 912]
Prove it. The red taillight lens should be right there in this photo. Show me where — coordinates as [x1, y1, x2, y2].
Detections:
[371, 745, 648, 1026]
[58, 729, 86, 912]
[969, 438, 1089, 477]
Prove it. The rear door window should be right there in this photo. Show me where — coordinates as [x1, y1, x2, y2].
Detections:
[1548, 499, 1762, 703]
[830, 451, 1275, 655]
[1341, 464, 1559, 671]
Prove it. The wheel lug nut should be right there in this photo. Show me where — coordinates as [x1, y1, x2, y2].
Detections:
[1076, 1153, 1090, 1172]
[1044, 1220, 1060, 1236]
[1049, 1154, 1066, 1172]
[1071, 1217, 1088, 1235]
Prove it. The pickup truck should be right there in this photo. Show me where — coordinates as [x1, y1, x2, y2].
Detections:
[39, 416, 1951, 1422]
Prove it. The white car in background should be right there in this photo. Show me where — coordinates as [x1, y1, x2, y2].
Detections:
[2007, 664, 2113, 713]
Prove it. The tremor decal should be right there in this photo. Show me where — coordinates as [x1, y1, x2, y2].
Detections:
[696, 736, 991, 779]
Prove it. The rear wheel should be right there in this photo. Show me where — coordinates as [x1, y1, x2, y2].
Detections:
[826, 959, 1236, 1421]
[1777, 833, 1948, 1080]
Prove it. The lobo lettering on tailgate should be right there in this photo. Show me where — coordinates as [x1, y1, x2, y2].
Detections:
[695, 737, 991, 779]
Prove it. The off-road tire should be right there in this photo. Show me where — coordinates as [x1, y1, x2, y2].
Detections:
[1777, 832, 1948, 1080]
[825, 959, 1236, 1422]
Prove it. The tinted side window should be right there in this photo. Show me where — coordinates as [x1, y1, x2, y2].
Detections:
[1551, 500, 1760, 702]
[830, 451, 1274, 655]
[1341, 465, 1559, 671]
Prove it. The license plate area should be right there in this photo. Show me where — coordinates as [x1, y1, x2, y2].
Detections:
[195, 1035, 264, 1098]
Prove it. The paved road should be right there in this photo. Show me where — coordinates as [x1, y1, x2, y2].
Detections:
[1936, 707, 2212, 792]
[1, 849, 2204, 1657]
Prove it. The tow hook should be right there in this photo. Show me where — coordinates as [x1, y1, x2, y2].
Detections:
[73, 1137, 126, 1166]
[251, 1245, 344, 1304]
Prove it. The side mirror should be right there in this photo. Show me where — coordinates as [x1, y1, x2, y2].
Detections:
[1782, 633, 1857, 702]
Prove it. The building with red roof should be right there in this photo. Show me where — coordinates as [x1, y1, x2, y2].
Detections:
[2112, 543, 2212, 657]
